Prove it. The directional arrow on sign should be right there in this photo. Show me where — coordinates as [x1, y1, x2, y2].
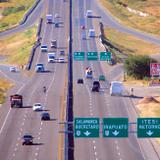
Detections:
[146, 130, 154, 136]
[112, 130, 119, 136]
[84, 131, 91, 136]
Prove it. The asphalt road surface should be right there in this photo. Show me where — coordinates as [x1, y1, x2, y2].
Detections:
[0, 0, 45, 39]
[0, 0, 69, 160]
[73, 0, 159, 160]
[92, 0, 160, 45]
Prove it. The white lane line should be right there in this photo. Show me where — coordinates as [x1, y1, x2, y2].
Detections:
[93, 140, 96, 144]
[118, 152, 121, 156]
[90, 113, 93, 116]
[35, 153, 38, 156]
[40, 127, 42, 130]
[13, 153, 15, 157]
[114, 140, 118, 144]
[14, 148, 17, 151]
[93, 146, 96, 150]
[38, 137, 40, 140]
[0, 108, 11, 134]
[16, 143, 19, 147]
[41, 122, 43, 125]
[22, 122, 24, 126]
[116, 145, 119, 150]
[0, 81, 26, 135]
[96, 158, 98, 160]
[19, 132, 22, 136]
[95, 152, 97, 156]
[20, 128, 23, 131]
[36, 147, 39, 151]
[38, 132, 41, 135]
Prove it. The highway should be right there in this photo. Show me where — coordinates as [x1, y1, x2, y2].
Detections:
[0, 0, 45, 39]
[0, 0, 69, 160]
[0, 0, 160, 160]
[73, 0, 159, 160]
[93, 0, 160, 45]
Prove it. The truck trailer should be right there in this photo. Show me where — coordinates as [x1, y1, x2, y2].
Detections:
[10, 94, 23, 108]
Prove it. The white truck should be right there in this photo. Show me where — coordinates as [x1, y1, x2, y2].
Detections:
[110, 81, 124, 96]
[85, 67, 93, 78]
[86, 10, 93, 18]
[48, 52, 55, 63]
[88, 29, 95, 38]
[46, 14, 53, 23]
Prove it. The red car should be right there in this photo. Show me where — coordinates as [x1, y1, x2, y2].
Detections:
[81, 25, 85, 29]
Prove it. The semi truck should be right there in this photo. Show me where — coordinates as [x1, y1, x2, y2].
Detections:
[85, 67, 93, 78]
[10, 94, 23, 108]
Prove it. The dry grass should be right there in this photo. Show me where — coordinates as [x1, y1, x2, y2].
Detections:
[0, 0, 35, 31]
[0, 78, 13, 104]
[100, 0, 160, 35]
[0, 25, 37, 65]
[104, 27, 160, 56]
[137, 97, 160, 144]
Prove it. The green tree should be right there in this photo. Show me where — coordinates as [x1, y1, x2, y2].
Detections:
[124, 55, 157, 79]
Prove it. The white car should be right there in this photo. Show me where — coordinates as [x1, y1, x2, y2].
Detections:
[58, 57, 65, 63]
[10, 66, 17, 72]
[33, 103, 44, 111]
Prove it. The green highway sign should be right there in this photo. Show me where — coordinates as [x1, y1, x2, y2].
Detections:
[100, 52, 111, 61]
[87, 52, 98, 61]
[74, 52, 85, 61]
[74, 118, 100, 138]
[103, 118, 128, 138]
[137, 118, 160, 138]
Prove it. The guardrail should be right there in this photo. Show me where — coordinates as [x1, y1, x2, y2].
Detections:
[26, 18, 43, 70]
[20, 0, 41, 25]
[99, 22, 128, 63]
[65, 0, 74, 160]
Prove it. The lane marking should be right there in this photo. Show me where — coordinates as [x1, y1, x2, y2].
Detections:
[35, 153, 38, 156]
[94, 146, 96, 150]
[95, 152, 97, 156]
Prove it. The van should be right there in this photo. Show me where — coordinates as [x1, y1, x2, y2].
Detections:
[46, 14, 53, 23]
[48, 52, 55, 63]
[35, 64, 44, 72]
[86, 10, 93, 18]
[92, 81, 100, 92]
[88, 29, 95, 38]
[41, 45, 48, 52]
[110, 81, 124, 96]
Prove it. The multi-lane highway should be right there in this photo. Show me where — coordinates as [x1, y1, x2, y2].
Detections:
[0, 0, 69, 160]
[73, 0, 159, 160]
[0, 0, 160, 160]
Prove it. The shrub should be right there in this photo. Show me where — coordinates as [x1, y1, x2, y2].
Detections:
[2, 6, 25, 16]
[124, 55, 157, 79]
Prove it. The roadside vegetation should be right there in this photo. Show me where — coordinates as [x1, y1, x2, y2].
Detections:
[104, 27, 160, 56]
[104, 27, 160, 82]
[100, 0, 160, 35]
[0, 78, 13, 104]
[0, 25, 37, 66]
[0, 0, 35, 31]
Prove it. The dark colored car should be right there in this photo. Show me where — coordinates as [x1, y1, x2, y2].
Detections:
[77, 78, 84, 84]
[41, 112, 50, 120]
[22, 133, 33, 145]
[92, 81, 100, 92]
